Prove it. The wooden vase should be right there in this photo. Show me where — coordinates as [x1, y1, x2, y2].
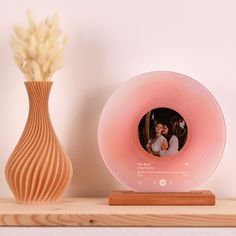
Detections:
[5, 81, 73, 204]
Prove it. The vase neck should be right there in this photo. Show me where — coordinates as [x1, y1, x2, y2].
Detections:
[24, 81, 53, 112]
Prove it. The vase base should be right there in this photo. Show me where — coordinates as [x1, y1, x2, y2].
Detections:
[15, 197, 63, 205]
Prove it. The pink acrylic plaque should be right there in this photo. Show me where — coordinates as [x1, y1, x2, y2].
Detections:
[98, 71, 226, 192]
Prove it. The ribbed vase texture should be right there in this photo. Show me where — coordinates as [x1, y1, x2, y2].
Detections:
[5, 81, 73, 204]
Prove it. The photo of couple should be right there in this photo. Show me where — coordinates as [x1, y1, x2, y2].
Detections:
[138, 108, 188, 157]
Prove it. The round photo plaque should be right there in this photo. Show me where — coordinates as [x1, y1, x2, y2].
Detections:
[98, 71, 226, 192]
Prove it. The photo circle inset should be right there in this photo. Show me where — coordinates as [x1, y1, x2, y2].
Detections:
[138, 108, 188, 158]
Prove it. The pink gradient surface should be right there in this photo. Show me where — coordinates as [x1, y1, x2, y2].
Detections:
[98, 71, 226, 192]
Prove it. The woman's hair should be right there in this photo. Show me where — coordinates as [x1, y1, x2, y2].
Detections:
[154, 121, 163, 127]
[162, 122, 173, 142]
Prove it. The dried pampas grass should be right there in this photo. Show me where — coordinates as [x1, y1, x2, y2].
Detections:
[11, 10, 68, 81]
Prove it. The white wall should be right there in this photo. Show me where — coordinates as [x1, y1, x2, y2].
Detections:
[0, 0, 235, 198]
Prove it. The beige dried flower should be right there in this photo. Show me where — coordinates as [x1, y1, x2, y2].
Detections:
[11, 10, 68, 81]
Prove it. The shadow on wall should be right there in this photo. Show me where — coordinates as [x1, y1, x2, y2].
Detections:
[64, 34, 124, 197]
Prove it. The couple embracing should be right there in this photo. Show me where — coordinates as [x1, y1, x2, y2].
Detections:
[146, 122, 179, 157]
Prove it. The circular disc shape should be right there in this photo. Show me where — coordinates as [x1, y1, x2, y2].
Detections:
[98, 71, 226, 192]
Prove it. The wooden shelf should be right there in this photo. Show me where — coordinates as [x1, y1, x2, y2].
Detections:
[1, 198, 236, 227]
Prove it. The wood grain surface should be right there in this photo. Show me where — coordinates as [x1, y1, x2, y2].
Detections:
[0, 198, 236, 227]
[109, 190, 215, 205]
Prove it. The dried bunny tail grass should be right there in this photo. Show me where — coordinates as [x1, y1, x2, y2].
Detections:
[27, 10, 36, 32]
[11, 10, 67, 81]
[63, 34, 69, 46]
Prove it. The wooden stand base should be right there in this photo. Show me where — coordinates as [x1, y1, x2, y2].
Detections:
[109, 190, 215, 206]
